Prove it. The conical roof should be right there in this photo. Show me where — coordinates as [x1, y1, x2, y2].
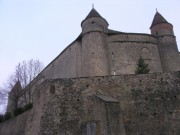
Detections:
[150, 11, 169, 28]
[81, 8, 108, 26]
[85, 8, 103, 20]
[11, 81, 22, 93]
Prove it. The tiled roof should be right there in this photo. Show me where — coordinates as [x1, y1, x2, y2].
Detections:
[81, 8, 108, 26]
[150, 12, 168, 28]
[85, 8, 103, 20]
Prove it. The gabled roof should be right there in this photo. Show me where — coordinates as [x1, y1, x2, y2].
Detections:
[150, 11, 169, 28]
[85, 8, 103, 20]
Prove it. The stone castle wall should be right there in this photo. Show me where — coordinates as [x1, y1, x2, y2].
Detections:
[16, 30, 179, 109]
[82, 32, 109, 77]
[42, 40, 82, 79]
[1, 72, 180, 135]
[150, 20, 180, 73]
[0, 79, 46, 135]
[157, 35, 180, 72]
[0, 111, 30, 135]
[8, 29, 180, 114]
[37, 32, 165, 81]
[29, 72, 180, 135]
[108, 33, 163, 74]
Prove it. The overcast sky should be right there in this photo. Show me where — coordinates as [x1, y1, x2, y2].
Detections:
[0, 0, 180, 85]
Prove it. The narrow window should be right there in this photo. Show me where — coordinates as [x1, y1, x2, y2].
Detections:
[113, 71, 116, 75]
[112, 52, 114, 60]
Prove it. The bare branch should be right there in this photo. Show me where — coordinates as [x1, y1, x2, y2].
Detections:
[0, 59, 44, 112]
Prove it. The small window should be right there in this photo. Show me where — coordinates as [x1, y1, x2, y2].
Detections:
[91, 21, 95, 24]
[112, 52, 114, 60]
[113, 71, 116, 75]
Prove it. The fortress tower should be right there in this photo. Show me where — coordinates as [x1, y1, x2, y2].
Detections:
[150, 11, 180, 72]
[81, 8, 109, 76]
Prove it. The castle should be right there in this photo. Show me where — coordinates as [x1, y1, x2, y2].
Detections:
[36, 8, 180, 78]
[1, 8, 180, 135]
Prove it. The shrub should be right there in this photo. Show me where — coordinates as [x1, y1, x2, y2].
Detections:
[4, 112, 11, 120]
[135, 56, 150, 74]
[0, 114, 4, 123]
[13, 103, 33, 117]
[24, 103, 33, 111]
[0, 103, 34, 123]
[14, 107, 24, 116]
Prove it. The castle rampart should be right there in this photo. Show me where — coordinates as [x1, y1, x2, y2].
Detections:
[42, 40, 82, 79]
[108, 33, 158, 44]
[1, 72, 180, 135]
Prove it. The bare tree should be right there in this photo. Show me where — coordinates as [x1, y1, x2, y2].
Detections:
[0, 86, 8, 114]
[0, 88, 4, 105]
[10, 59, 44, 89]
[0, 87, 6, 109]
[0, 59, 44, 113]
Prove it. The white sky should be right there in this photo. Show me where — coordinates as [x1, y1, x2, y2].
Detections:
[0, 0, 180, 85]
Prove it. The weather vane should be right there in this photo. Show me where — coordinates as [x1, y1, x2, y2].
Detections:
[92, 4, 94, 9]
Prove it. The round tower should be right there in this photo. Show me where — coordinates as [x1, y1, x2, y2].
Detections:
[150, 11, 180, 72]
[81, 8, 109, 77]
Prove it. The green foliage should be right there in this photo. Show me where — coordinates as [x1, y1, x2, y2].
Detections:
[0, 103, 33, 123]
[24, 103, 33, 111]
[4, 112, 11, 120]
[14, 107, 24, 116]
[0, 114, 4, 123]
[14, 103, 33, 117]
[135, 56, 150, 74]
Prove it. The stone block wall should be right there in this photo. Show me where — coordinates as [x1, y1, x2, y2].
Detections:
[34, 31, 166, 82]
[108, 33, 163, 75]
[0, 111, 30, 135]
[42, 39, 82, 79]
[37, 72, 180, 135]
[0, 79, 46, 135]
[82, 32, 109, 77]
[2, 72, 180, 135]
[158, 35, 180, 72]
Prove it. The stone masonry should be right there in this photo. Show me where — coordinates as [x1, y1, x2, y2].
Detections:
[38, 8, 180, 80]
[2, 8, 180, 135]
[1, 72, 180, 135]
